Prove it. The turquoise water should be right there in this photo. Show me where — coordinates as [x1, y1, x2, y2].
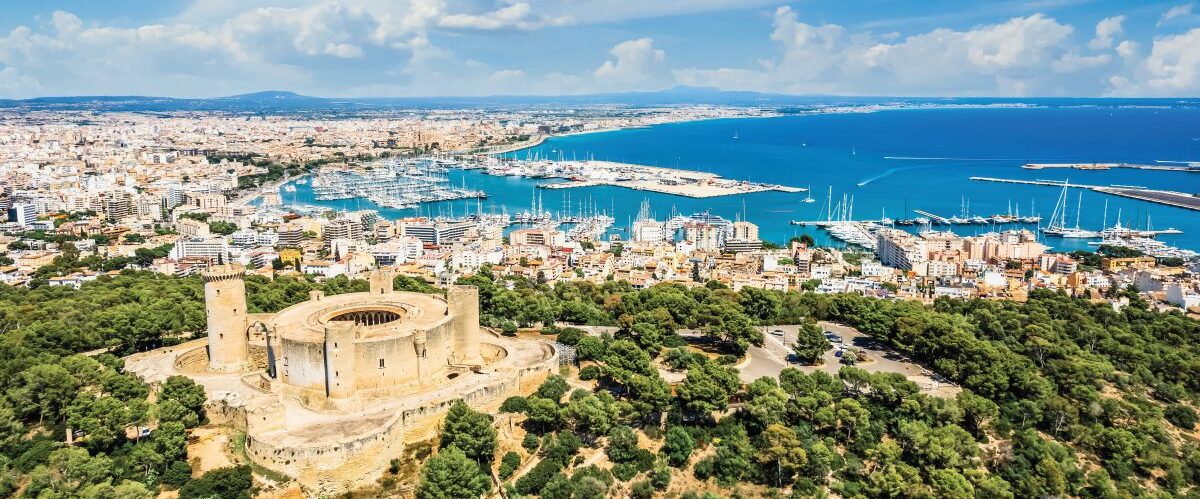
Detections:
[283, 106, 1200, 252]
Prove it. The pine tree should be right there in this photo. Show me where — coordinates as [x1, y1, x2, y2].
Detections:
[415, 446, 491, 499]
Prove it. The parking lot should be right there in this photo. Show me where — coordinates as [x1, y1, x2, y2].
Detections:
[740, 322, 959, 397]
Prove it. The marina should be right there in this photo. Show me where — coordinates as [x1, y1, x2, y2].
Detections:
[970, 177, 1200, 211]
[310, 157, 486, 209]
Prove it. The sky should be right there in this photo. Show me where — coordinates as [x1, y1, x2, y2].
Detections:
[1, 0, 1199, 98]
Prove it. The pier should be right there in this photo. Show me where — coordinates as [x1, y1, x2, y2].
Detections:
[1023, 163, 1198, 172]
[970, 177, 1200, 211]
[911, 209, 951, 225]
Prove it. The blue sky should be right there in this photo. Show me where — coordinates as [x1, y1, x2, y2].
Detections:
[1, 1, 1199, 98]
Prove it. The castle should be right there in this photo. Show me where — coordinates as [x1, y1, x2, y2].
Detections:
[126, 265, 557, 494]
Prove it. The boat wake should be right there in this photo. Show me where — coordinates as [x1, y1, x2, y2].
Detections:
[857, 165, 936, 186]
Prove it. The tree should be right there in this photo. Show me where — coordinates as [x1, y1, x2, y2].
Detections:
[792, 321, 831, 365]
[159, 375, 207, 425]
[606, 425, 641, 463]
[760, 423, 807, 486]
[416, 446, 492, 499]
[565, 392, 615, 439]
[661, 426, 694, 466]
[537, 375, 570, 402]
[179, 465, 253, 499]
[677, 360, 741, 418]
[208, 221, 238, 235]
[499, 451, 521, 480]
[439, 400, 497, 465]
[527, 397, 562, 433]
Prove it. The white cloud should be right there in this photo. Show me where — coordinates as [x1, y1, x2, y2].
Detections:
[1159, 3, 1194, 26]
[1116, 40, 1139, 61]
[0, 66, 40, 96]
[1110, 28, 1200, 96]
[1089, 15, 1124, 50]
[593, 38, 667, 90]
[677, 8, 1087, 96]
[1051, 52, 1111, 73]
[438, 2, 571, 30]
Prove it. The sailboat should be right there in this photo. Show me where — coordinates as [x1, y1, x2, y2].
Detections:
[1041, 181, 1099, 238]
[802, 186, 815, 203]
[732, 130, 740, 140]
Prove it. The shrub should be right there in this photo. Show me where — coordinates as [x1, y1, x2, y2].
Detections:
[514, 458, 563, 495]
[162, 460, 193, 489]
[522, 433, 540, 452]
[1165, 404, 1198, 430]
[500, 396, 529, 413]
[556, 327, 584, 346]
[579, 365, 601, 380]
[179, 465, 253, 499]
[631, 479, 655, 499]
[499, 451, 521, 480]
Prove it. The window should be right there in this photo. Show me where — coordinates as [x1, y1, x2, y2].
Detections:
[379, 358, 385, 369]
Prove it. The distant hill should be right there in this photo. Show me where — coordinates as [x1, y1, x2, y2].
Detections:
[0, 87, 1194, 112]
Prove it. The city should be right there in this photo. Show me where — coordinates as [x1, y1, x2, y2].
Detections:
[2, 2, 1200, 499]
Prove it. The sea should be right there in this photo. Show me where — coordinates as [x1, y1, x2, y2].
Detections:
[278, 104, 1200, 253]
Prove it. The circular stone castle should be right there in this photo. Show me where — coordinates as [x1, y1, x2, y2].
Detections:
[126, 265, 557, 495]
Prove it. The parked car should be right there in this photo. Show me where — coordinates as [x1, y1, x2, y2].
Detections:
[770, 329, 784, 337]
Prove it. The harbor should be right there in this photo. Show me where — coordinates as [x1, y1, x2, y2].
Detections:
[309, 157, 486, 209]
[970, 177, 1200, 211]
[1023, 162, 1199, 172]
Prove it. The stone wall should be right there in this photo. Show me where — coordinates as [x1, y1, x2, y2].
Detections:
[173, 345, 210, 373]
[245, 340, 558, 496]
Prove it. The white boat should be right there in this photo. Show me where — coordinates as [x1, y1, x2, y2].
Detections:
[1041, 181, 1099, 238]
[802, 186, 815, 203]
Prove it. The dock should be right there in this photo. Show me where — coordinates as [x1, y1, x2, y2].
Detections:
[970, 177, 1200, 211]
[911, 209, 951, 224]
[1023, 163, 1198, 172]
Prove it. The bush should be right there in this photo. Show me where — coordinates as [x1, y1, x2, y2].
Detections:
[579, 365, 601, 380]
[500, 396, 529, 413]
[556, 327, 584, 346]
[651, 460, 671, 490]
[1165, 404, 1198, 430]
[499, 451, 521, 480]
[179, 465, 253, 499]
[514, 458, 564, 495]
[631, 479, 655, 499]
[716, 354, 739, 365]
[162, 460, 193, 489]
[693, 456, 716, 480]
[537, 376, 570, 402]
[613, 462, 640, 481]
[543, 432, 582, 462]
[501, 321, 518, 336]
[522, 433, 540, 452]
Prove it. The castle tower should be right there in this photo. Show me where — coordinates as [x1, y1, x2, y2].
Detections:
[368, 269, 393, 295]
[203, 264, 249, 372]
[324, 321, 358, 399]
[448, 285, 483, 366]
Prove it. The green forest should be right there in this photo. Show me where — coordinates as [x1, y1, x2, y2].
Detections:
[2, 268, 1199, 498]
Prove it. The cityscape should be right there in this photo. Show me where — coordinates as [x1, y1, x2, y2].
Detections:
[2, 2, 1200, 499]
